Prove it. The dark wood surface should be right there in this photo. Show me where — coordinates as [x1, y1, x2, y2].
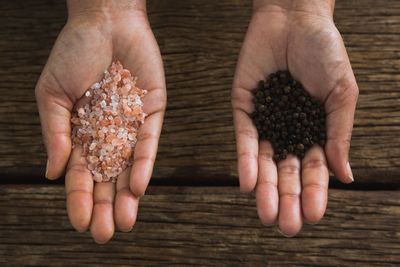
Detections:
[0, 1, 399, 266]
[0, 185, 399, 267]
[0, 0, 399, 184]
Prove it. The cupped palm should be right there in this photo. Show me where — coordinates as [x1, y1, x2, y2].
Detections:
[232, 8, 358, 236]
[35, 11, 166, 243]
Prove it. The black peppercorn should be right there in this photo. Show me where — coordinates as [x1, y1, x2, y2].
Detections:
[251, 70, 327, 162]
[258, 80, 265, 90]
[297, 143, 305, 150]
[256, 91, 264, 99]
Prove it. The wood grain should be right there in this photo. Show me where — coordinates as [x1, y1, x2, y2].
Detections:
[0, 185, 399, 266]
[0, 0, 399, 184]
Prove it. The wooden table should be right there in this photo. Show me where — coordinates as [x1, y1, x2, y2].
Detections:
[1, 0, 399, 266]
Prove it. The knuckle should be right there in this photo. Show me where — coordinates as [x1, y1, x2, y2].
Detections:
[237, 128, 258, 140]
[135, 154, 156, 164]
[279, 191, 300, 199]
[258, 152, 274, 162]
[148, 88, 167, 111]
[117, 187, 131, 195]
[330, 79, 358, 105]
[132, 187, 145, 198]
[278, 164, 300, 176]
[238, 150, 257, 161]
[67, 163, 90, 177]
[35, 84, 49, 101]
[257, 178, 277, 187]
[231, 87, 251, 105]
[302, 158, 326, 170]
[94, 199, 113, 206]
[137, 131, 158, 142]
[303, 183, 327, 193]
[326, 136, 351, 147]
[66, 188, 91, 198]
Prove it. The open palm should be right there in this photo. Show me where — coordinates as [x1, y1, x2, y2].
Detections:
[232, 7, 358, 236]
[35, 9, 166, 243]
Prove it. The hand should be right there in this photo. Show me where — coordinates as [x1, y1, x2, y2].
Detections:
[231, 0, 358, 236]
[35, 0, 166, 243]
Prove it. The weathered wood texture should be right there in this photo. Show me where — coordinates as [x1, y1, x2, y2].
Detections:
[0, 0, 399, 184]
[0, 185, 399, 266]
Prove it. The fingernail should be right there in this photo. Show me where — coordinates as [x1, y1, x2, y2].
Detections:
[120, 226, 133, 233]
[94, 239, 108, 245]
[346, 161, 354, 182]
[277, 228, 292, 238]
[45, 159, 49, 179]
[305, 219, 318, 225]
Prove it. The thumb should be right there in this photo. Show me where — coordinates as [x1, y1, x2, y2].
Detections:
[36, 84, 73, 180]
[324, 75, 359, 184]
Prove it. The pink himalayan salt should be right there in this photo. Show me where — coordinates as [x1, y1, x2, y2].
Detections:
[71, 61, 147, 183]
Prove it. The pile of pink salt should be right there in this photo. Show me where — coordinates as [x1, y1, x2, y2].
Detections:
[71, 61, 147, 182]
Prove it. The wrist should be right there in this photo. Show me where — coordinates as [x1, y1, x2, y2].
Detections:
[67, 0, 146, 23]
[253, 0, 335, 18]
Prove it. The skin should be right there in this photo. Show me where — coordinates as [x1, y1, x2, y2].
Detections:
[35, 0, 166, 243]
[232, 0, 359, 236]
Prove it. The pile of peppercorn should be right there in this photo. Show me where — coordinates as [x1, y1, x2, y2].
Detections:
[251, 71, 326, 162]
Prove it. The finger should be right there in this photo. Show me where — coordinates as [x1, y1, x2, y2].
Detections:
[232, 109, 259, 192]
[90, 181, 115, 244]
[301, 145, 329, 224]
[35, 88, 72, 180]
[118, 27, 166, 198]
[115, 168, 139, 232]
[256, 141, 278, 225]
[277, 154, 302, 237]
[129, 110, 163, 197]
[65, 146, 94, 232]
[324, 76, 358, 183]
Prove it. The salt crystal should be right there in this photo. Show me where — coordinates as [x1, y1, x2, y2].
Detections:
[71, 61, 147, 183]
[100, 149, 107, 156]
[111, 139, 119, 146]
[100, 100, 107, 108]
[89, 143, 97, 151]
[128, 133, 136, 141]
[113, 73, 121, 82]
[135, 95, 142, 106]
[104, 144, 113, 151]
[93, 172, 103, 182]
[91, 82, 101, 90]
[78, 108, 85, 116]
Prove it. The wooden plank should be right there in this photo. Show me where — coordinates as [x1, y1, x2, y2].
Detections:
[0, 0, 399, 184]
[0, 185, 399, 266]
